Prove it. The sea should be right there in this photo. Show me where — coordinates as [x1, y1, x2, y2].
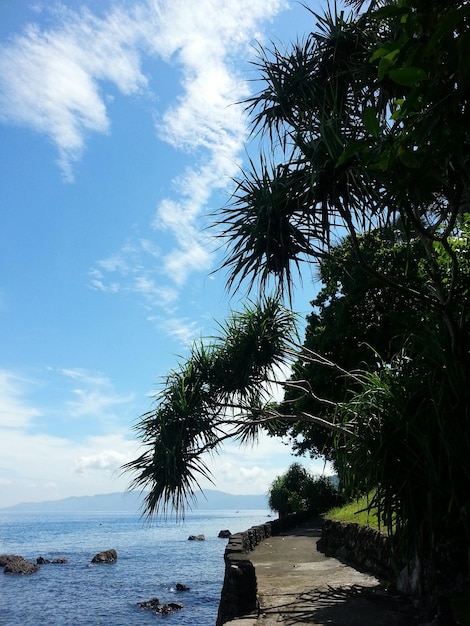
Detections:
[0, 509, 271, 626]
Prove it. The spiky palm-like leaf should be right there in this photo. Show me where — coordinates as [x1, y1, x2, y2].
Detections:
[217, 7, 390, 298]
[217, 157, 322, 299]
[215, 295, 298, 392]
[122, 297, 297, 519]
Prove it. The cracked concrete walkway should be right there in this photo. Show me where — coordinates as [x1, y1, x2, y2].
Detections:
[225, 518, 418, 625]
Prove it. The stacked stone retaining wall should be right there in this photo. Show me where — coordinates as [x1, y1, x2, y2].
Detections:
[318, 518, 395, 581]
[217, 513, 470, 625]
[216, 511, 315, 626]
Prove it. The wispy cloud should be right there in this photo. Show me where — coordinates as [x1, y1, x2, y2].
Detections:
[1, 0, 288, 335]
[148, 0, 286, 284]
[0, 370, 41, 429]
[0, 367, 141, 506]
[61, 368, 135, 419]
[0, 3, 149, 180]
[153, 315, 202, 346]
[89, 238, 179, 309]
[203, 432, 334, 496]
[0, 427, 140, 506]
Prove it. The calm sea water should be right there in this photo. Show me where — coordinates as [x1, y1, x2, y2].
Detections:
[0, 509, 270, 626]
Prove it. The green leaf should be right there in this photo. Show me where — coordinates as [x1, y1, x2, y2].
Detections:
[377, 148, 391, 171]
[428, 5, 470, 48]
[363, 106, 380, 138]
[377, 50, 400, 80]
[389, 66, 427, 86]
[370, 45, 393, 63]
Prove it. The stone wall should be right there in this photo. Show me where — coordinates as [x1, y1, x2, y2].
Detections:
[216, 512, 398, 625]
[216, 511, 315, 626]
[318, 518, 395, 581]
[319, 520, 470, 614]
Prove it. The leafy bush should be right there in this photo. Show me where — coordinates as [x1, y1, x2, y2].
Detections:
[268, 463, 340, 517]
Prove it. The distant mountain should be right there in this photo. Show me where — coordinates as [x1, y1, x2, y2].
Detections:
[1, 490, 269, 513]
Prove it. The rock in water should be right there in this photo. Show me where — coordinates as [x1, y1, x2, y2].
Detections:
[1, 555, 39, 575]
[138, 597, 183, 614]
[91, 549, 117, 564]
[188, 534, 205, 541]
[37, 556, 68, 564]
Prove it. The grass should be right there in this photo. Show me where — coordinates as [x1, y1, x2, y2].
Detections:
[325, 493, 386, 531]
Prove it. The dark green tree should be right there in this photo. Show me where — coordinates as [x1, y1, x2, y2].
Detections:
[268, 463, 339, 517]
[278, 228, 428, 460]
[268, 463, 310, 517]
[218, 0, 470, 374]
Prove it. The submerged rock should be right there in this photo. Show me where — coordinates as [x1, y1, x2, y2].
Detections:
[1, 555, 39, 575]
[37, 556, 68, 564]
[175, 582, 190, 591]
[138, 597, 184, 614]
[91, 549, 117, 564]
[188, 534, 205, 541]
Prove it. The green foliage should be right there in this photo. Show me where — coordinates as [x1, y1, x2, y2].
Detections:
[268, 463, 340, 517]
[214, 0, 470, 605]
[334, 345, 470, 565]
[279, 228, 427, 460]
[123, 296, 297, 519]
[218, 0, 470, 366]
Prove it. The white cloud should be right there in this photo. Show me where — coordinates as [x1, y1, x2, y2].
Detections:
[0, 0, 285, 181]
[146, 0, 286, 289]
[0, 370, 41, 428]
[60, 367, 134, 419]
[0, 428, 140, 507]
[61, 367, 110, 386]
[90, 237, 179, 309]
[66, 387, 133, 419]
[201, 431, 334, 496]
[74, 449, 129, 474]
[1, 0, 290, 319]
[88, 271, 121, 294]
[0, 4, 150, 180]
[0, 367, 142, 507]
[153, 316, 201, 346]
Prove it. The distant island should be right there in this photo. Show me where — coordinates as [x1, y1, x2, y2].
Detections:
[1, 490, 269, 513]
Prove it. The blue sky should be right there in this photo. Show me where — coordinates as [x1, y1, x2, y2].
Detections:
[0, 0, 332, 509]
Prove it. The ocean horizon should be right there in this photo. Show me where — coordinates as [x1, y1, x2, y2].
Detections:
[0, 508, 271, 625]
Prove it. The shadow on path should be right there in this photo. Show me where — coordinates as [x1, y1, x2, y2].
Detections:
[259, 583, 417, 625]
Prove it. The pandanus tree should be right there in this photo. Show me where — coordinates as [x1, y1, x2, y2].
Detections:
[218, 0, 469, 367]
[122, 296, 298, 518]
[122, 296, 355, 519]
[124, 0, 470, 606]
[218, 0, 470, 584]
[214, 0, 470, 599]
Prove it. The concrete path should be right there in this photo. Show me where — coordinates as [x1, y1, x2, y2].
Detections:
[225, 518, 418, 625]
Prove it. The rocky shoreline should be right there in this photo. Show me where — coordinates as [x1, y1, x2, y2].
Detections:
[0, 548, 117, 575]
[1, 529, 232, 620]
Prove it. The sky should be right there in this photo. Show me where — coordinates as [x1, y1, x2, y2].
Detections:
[0, 0, 332, 509]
